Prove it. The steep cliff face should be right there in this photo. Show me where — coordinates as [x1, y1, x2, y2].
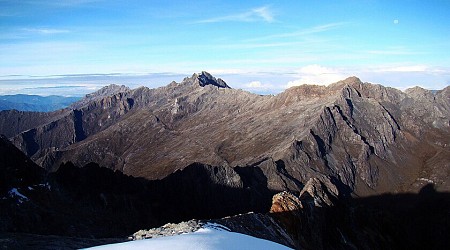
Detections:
[2, 87, 135, 168]
[0, 74, 448, 198]
[0, 109, 69, 138]
[0, 135, 45, 195]
[269, 178, 450, 250]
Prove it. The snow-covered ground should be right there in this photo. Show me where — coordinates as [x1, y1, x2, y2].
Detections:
[8, 188, 29, 203]
[84, 223, 293, 250]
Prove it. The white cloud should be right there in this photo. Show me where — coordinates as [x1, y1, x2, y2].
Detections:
[245, 81, 273, 89]
[195, 5, 275, 23]
[242, 80, 278, 91]
[246, 81, 263, 88]
[286, 65, 345, 88]
[298, 64, 338, 75]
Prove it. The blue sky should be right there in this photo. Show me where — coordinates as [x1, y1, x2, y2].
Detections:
[1, 0, 449, 95]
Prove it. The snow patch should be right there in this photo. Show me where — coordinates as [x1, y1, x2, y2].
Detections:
[36, 182, 51, 190]
[8, 188, 29, 203]
[203, 222, 230, 232]
[417, 178, 435, 184]
[84, 223, 293, 250]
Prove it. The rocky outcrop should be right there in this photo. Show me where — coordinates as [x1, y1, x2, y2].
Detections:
[298, 177, 338, 207]
[211, 212, 295, 248]
[131, 213, 296, 248]
[131, 220, 202, 240]
[270, 179, 341, 250]
[189, 71, 230, 89]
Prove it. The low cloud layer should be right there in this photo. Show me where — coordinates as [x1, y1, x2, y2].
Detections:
[286, 65, 346, 88]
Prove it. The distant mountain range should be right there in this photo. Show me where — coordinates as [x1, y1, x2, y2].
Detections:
[0, 94, 80, 112]
[0, 72, 449, 249]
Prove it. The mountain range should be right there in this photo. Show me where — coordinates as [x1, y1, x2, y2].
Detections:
[0, 94, 80, 112]
[0, 72, 449, 249]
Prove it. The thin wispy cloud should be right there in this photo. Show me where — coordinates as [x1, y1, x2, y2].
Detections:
[298, 22, 348, 35]
[195, 5, 275, 24]
[0, 12, 17, 17]
[252, 6, 274, 22]
[244, 22, 348, 42]
[373, 65, 428, 73]
[21, 0, 101, 7]
[54, 0, 101, 6]
[366, 49, 419, 56]
[214, 41, 315, 50]
[22, 28, 70, 34]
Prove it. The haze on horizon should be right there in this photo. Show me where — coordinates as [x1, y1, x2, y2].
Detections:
[1, 0, 449, 96]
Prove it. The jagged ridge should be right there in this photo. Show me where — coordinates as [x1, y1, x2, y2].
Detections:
[0, 73, 449, 198]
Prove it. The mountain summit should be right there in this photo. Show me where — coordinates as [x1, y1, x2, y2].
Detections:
[185, 71, 231, 89]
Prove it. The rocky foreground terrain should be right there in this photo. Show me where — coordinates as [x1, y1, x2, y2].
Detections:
[0, 72, 449, 249]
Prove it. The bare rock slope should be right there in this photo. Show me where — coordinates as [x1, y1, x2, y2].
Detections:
[1, 72, 449, 197]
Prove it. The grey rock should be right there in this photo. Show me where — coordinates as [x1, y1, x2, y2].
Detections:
[69, 84, 130, 109]
[184, 71, 230, 89]
[131, 220, 202, 240]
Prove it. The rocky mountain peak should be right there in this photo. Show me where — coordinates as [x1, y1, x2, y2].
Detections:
[69, 84, 130, 109]
[328, 76, 363, 89]
[184, 71, 231, 89]
[341, 76, 362, 85]
[405, 86, 435, 100]
[85, 84, 130, 99]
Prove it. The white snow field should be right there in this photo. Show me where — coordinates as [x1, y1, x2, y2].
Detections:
[84, 224, 293, 250]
